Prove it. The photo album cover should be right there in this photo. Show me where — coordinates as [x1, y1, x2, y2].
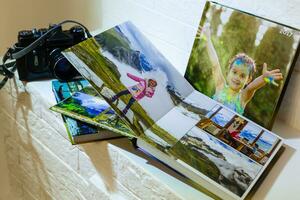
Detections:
[51, 81, 134, 139]
[52, 80, 126, 144]
[185, 1, 300, 129]
[60, 13, 284, 200]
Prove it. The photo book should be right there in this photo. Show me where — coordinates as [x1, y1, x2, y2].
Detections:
[185, 1, 300, 129]
[55, 2, 296, 199]
[51, 79, 134, 143]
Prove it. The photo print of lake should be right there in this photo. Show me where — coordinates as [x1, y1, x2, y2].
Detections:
[52, 80, 103, 138]
[56, 87, 115, 118]
[51, 86, 133, 137]
[170, 127, 262, 197]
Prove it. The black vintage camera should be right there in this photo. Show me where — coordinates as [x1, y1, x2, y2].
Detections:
[0, 20, 92, 89]
[15, 24, 86, 81]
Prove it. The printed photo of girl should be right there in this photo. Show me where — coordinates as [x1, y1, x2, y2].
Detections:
[203, 26, 283, 115]
[111, 73, 157, 115]
[185, 2, 300, 129]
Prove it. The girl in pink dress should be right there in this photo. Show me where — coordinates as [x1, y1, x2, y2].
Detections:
[111, 73, 157, 115]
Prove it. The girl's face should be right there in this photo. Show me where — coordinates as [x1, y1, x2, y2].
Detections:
[148, 80, 157, 88]
[227, 64, 251, 91]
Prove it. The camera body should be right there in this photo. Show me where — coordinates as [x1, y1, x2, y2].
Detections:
[15, 25, 86, 81]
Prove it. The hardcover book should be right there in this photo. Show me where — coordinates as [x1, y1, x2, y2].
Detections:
[61, 20, 283, 200]
[51, 80, 134, 143]
[185, 1, 300, 129]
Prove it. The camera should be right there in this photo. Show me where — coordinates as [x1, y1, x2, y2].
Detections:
[15, 24, 86, 81]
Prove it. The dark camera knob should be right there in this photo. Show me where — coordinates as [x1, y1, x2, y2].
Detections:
[70, 26, 85, 43]
[18, 30, 33, 39]
[32, 28, 38, 34]
[18, 30, 35, 46]
[38, 28, 48, 36]
[70, 26, 84, 34]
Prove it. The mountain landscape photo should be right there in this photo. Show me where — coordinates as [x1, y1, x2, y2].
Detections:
[170, 127, 262, 197]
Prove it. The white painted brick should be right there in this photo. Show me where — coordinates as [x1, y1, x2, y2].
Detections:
[108, 145, 183, 200]
[131, 0, 155, 9]
[152, 0, 204, 26]
[0, 93, 80, 167]
[22, 189, 41, 200]
[77, 142, 142, 199]
[89, 173, 140, 200]
[0, 109, 110, 200]
[7, 175, 24, 200]
[101, 0, 195, 52]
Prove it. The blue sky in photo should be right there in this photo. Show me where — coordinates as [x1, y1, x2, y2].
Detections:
[73, 92, 114, 117]
[239, 123, 277, 153]
[256, 132, 278, 153]
[239, 123, 262, 143]
[211, 107, 235, 127]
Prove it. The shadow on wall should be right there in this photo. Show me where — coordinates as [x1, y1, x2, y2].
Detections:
[0, 79, 51, 199]
[0, 0, 103, 55]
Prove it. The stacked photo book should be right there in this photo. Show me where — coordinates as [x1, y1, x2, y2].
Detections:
[51, 79, 133, 144]
[50, 1, 300, 199]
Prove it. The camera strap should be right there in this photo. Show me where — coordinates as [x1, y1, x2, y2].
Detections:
[0, 20, 92, 90]
[0, 47, 17, 89]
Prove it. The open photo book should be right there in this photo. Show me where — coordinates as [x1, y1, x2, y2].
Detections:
[61, 21, 283, 200]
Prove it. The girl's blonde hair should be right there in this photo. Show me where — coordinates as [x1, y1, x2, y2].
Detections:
[229, 53, 256, 78]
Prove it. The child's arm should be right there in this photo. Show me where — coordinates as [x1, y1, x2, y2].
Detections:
[127, 73, 144, 82]
[202, 26, 226, 91]
[242, 63, 283, 106]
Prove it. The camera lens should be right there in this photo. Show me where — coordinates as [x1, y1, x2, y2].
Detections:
[49, 48, 79, 80]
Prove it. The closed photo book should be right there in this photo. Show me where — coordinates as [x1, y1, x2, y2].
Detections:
[51, 80, 134, 143]
[61, 16, 285, 200]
